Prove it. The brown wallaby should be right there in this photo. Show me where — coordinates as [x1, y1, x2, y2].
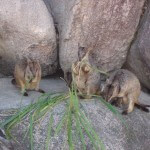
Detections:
[103, 69, 150, 115]
[71, 46, 101, 99]
[12, 58, 45, 96]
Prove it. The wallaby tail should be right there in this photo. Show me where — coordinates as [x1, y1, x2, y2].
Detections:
[135, 103, 150, 112]
[11, 78, 16, 85]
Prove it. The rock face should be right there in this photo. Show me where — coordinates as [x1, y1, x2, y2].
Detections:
[2, 98, 150, 150]
[0, 137, 14, 150]
[0, 78, 68, 110]
[125, 1, 150, 90]
[0, 0, 57, 76]
[47, 0, 145, 73]
[0, 77, 150, 150]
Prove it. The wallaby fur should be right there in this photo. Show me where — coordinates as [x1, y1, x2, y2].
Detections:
[71, 46, 101, 99]
[64, 46, 88, 87]
[12, 58, 45, 96]
[103, 69, 150, 115]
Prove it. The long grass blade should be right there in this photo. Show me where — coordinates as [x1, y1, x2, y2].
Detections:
[74, 113, 86, 150]
[94, 95, 128, 128]
[0, 104, 35, 128]
[67, 108, 74, 150]
[33, 94, 68, 123]
[55, 111, 67, 136]
[78, 114, 99, 150]
[23, 125, 30, 141]
[79, 110, 105, 150]
[70, 85, 86, 150]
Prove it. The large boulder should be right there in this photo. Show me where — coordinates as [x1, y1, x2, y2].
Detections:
[0, 0, 57, 76]
[46, 0, 145, 73]
[1, 95, 150, 150]
[125, 1, 150, 90]
[0, 136, 14, 150]
[0, 77, 150, 150]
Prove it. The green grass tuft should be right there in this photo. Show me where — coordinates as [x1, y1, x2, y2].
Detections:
[45, 114, 54, 150]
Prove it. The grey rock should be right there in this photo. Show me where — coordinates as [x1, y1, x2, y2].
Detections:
[0, 0, 57, 76]
[46, 0, 145, 73]
[0, 73, 5, 78]
[0, 77, 68, 110]
[125, 1, 150, 90]
[0, 78, 150, 150]
[0, 136, 14, 150]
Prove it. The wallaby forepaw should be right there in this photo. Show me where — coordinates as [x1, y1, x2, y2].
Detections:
[110, 100, 116, 105]
[78, 95, 84, 99]
[144, 108, 149, 113]
[11, 78, 16, 85]
[122, 110, 128, 115]
[23, 92, 28, 96]
[38, 89, 45, 93]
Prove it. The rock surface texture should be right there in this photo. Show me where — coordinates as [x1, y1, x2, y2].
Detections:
[125, 1, 150, 90]
[47, 0, 145, 73]
[0, 77, 150, 150]
[0, 0, 57, 76]
[0, 137, 14, 150]
[7, 100, 150, 150]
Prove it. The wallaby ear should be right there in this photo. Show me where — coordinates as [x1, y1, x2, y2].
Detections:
[27, 57, 32, 64]
[72, 62, 79, 75]
[78, 46, 86, 61]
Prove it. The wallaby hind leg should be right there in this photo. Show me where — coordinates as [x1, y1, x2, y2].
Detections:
[84, 91, 92, 99]
[109, 98, 118, 105]
[19, 80, 28, 96]
[37, 89, 45, 93]
[122, 94, 135, 115]
[110, 97, 122, 107]
[95, 88, 101, 96]
[122, 96, 128, 105]
[78, 89, 86, 99]
[86, 87, 94, 99]
[35, 88, 45, 93]
[11, 78, 16, 85]
[35, 82, 45, 93]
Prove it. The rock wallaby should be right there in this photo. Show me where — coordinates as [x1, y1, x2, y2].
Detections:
[71, 46, 101, 99]
[12, 58, 45, 96]
[103, 69, 150, 115]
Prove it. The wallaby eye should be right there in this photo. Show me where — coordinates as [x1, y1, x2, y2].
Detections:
[83, 65, 90, 73]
